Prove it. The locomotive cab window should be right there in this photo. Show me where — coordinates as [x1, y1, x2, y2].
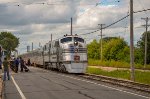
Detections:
[60, 37, 72, 43]
[74, 37, 84, 43]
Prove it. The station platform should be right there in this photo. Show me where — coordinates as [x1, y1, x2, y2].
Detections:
[1, 67, 148, 99]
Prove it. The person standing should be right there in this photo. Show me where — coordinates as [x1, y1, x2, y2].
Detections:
[27, 58, 31, 66]
[20, 57, 24, 72]
[14, 58, 19, 73]
[3, 57, 10, 81]
[13, 58, 16, 71]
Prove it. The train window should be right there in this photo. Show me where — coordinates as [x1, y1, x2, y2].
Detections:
[60, 37, 72, 43]
[74, 37, 84, 43]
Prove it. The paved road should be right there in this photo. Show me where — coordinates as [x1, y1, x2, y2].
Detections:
[3, 67, 150, 99]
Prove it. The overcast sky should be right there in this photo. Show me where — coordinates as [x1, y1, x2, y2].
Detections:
[0, 0, 150, 54]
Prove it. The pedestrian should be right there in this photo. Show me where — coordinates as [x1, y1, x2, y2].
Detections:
[20, 57, 24, 72]
[13, 58, 16, 71]
[2, 57, 10, 81]
[14, 58, 19, 73]
[10, 59, 14, 71]
[27, 58, 31, 66]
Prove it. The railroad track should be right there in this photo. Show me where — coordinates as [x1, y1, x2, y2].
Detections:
[78, 73, 150, 93]
[35, 66, 150, 93]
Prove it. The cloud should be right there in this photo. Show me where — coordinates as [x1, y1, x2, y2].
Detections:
[0, 0, 150, 54]
[0, 0, 77, 26]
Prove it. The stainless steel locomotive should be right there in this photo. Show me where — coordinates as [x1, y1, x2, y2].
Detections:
[20, 35, 88, 73]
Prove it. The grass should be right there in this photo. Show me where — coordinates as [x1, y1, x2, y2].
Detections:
[86, 67, 150, 85]
[88, 59, 150, 70]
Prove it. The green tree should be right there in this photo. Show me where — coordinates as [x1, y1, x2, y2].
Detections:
[87, 39, 100, 59]
[103, 37, 118, 42]
[98, 37, 117, 60]
[137, 31, 150, 64]
[134, 48, 143, 64]
[0, 32, 19, 57]
[116, 46, 130, 62]
[103, 37, 129, 61]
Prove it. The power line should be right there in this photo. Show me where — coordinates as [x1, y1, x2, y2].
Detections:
[96, 0, 120, 6]
[137, 0, 148, 15]
[80, 15, 129, 36]
[104, 15, 129, 29]
[0, 1, 121, 21]
[76, 0, 120, 18]
[134, 8, 150, 14]
[80, 8, 150, 36]
[84, 30, 127, 41]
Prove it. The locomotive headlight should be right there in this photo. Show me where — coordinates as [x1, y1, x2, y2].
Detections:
[74, 41, 78, 46]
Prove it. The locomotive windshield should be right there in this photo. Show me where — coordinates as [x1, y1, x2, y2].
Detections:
[61, 37, 72, 43]
[74, 37, 84, 43]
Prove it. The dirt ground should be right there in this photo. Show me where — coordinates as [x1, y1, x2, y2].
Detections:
[89, 66, 150, 72]
[89, 66, 122, 72]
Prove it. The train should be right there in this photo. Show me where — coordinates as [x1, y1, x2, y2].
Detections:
[20, 34, 88, 73]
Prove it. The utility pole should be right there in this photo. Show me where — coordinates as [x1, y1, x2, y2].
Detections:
[130, 0, 135, 81]
[98, 24, 105, 61]
[141, 17, 150, 68]
[32, 42, 33, 51]
[71, 17, 73, 35]
[51, 34, 52, 41]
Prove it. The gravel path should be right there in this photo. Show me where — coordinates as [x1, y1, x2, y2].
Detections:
[89, 66, 150, 72]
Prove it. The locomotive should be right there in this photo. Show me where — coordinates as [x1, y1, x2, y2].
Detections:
[20, 34, 88, 73]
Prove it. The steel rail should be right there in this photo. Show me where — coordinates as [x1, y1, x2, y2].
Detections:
[78, 73, 150, 93]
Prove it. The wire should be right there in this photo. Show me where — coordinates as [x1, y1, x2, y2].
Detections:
[136, 0, 148, 15]
[84, 30, 127, 42]
[0, 1, 67, 6]
[79, 15, 129, 35]
[96, 0, 120, 6]
[76, 0, 120, 19]
[79, 8, 150, 36]
[14, 0, 117, 22]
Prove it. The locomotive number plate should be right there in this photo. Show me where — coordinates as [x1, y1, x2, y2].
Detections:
[74, 55, 80, 62]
